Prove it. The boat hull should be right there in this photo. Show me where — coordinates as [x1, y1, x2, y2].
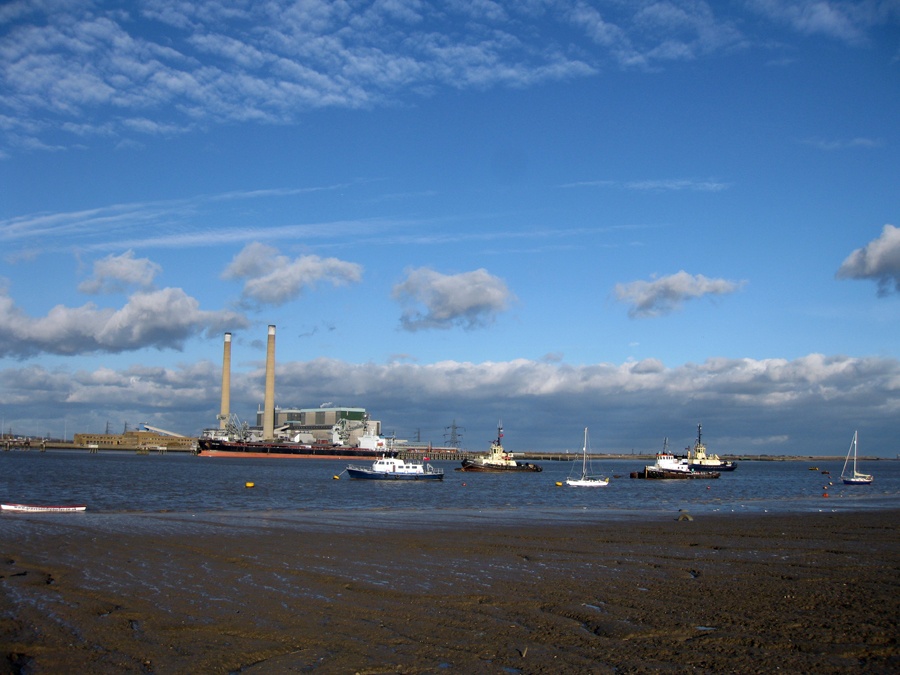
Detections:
[631, 469, 720, 479]
[346, 468, 443, 481]
[689, 462, 736, 472]
[2, 503, 86, 512]
[565, 477, 609, 487]
[457, 459, 542, 472]
[198, 439, 391, 460]
[842, 476, 873, 485]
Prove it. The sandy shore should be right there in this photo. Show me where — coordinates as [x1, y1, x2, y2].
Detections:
[1, 509, 898, 674]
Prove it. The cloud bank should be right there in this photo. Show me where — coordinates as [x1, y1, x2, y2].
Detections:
[2, 352, 897, 456]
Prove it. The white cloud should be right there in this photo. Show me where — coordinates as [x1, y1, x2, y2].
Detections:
[0, 2, 600, 151]
[748, 0, 878, 44]
[16, 1, 890, 153]
[800, 3, 866, 40]
[223, 242, 363, 307]
[800, 137, 881, 150]
[0, 286, 247, 358]
[836, 224, 900, 296]
[77, 249, 162, 294]
[392, 267, 514, 331]
[0, 186, 352, 256]
[624, 178, 731, 192]
[614, 270, 745, 318]
[561, 178, 731, 191]
[3, 1, 893, 154]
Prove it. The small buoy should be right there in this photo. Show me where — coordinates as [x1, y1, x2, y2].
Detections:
[555, 481, 563, 487]
[332, 475, 340, 480]
[245, 482, 255, 489]
[706, 485, 711, 489]
[823, 492, 829, 498]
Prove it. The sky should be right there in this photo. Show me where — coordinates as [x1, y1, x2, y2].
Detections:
[1, 0, 899, 457]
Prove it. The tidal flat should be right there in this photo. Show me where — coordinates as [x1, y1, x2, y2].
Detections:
[1, 509, 898, 673]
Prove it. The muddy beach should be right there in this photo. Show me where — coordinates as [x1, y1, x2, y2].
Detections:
[1, 509, 898, 674]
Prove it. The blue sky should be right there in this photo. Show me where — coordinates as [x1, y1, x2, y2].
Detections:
[1, 0, 898, 456]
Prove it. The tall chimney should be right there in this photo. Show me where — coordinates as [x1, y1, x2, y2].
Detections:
[263, 325, 276, 440]
[218, 332, 232, 429]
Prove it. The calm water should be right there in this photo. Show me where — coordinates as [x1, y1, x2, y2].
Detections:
[1, 450, 898, 533]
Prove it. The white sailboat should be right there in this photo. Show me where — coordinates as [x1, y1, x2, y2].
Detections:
[565, 427, 609, 487]
[841, 430, 873, 485]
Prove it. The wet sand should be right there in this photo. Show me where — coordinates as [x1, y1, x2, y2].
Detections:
[1, 509, 898, 674]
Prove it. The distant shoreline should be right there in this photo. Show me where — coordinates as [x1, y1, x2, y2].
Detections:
[0, 442, 895, 462]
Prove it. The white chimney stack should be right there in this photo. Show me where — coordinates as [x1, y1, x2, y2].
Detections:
[218, 332, 232, 429]
[263, 325, 276, 440]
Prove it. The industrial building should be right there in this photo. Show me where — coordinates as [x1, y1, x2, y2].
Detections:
[254, 406, 380, 446]
[73, 428, 196, 452]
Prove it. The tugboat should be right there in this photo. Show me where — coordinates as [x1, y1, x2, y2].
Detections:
[457, 422, 542, 472]
[631, 439, 720, 479]
[687, 424, 736, 471]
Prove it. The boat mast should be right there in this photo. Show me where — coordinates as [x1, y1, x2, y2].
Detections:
[841, 430, 857, 478]
[582, 427, 588, 477]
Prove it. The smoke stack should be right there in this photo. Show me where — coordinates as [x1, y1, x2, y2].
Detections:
[218, 332, 232, 429]
[263, 325, 276, 440]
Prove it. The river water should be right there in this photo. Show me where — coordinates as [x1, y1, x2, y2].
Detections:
[1, 450, 898, 533]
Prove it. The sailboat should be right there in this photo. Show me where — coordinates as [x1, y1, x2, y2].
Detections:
[841, 430, 873, 485]
[565, 427, 609, 487]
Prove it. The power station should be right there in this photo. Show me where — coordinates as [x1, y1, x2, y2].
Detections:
[203, 326, 385, 450]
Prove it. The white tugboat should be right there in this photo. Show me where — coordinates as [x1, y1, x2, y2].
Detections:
[458, 422, 542, 473]
[687, 424, 736, 471]
[632, 439, 720, 479]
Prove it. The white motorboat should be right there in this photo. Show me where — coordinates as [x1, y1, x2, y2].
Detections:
[345, 456, 444, 481]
